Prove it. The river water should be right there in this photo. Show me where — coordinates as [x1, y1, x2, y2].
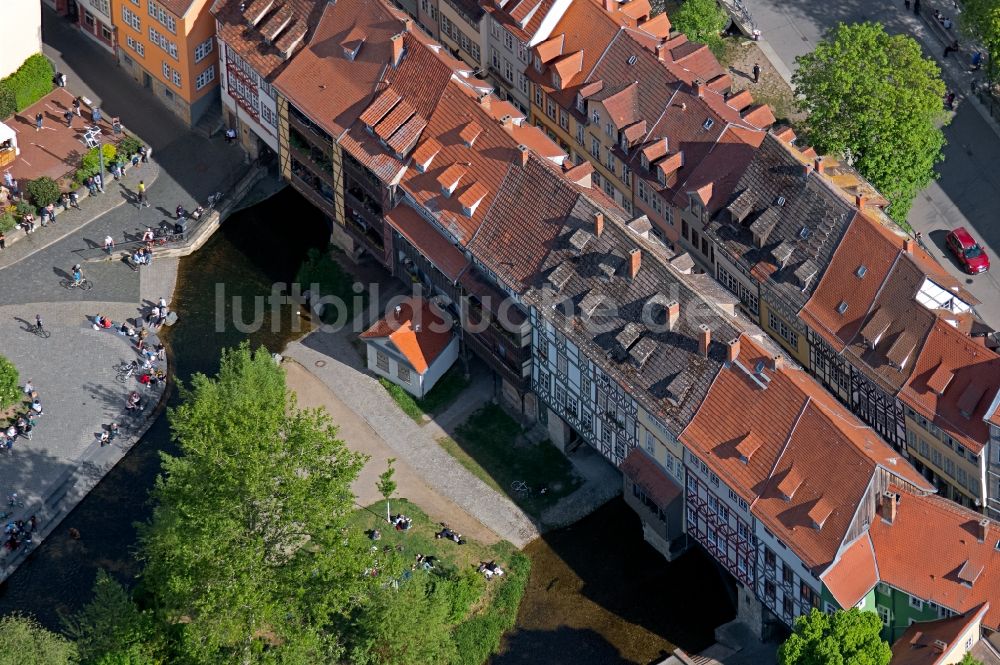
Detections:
[0, 188, 733, 662]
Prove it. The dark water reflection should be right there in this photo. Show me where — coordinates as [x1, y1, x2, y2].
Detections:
[0, 187, 330, 627]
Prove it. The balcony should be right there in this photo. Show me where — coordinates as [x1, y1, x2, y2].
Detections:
[345, 184, 384, 219]
[464, 329, 529, 390]
[288, 106, 333, 148]
[289, 169, 336, 219]
[345, 204, 386, 256]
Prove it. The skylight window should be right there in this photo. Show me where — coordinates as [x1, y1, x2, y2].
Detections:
[702, 118, 714, 130]
[856, 265, 868, 278]
[837, 301, 849, 315]
[627, 55, 637, 65]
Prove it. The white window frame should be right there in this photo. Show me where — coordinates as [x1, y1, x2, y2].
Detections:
[194, 37, 214, 63]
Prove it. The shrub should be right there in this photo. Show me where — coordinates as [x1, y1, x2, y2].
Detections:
[26, 176, 61, 207]
[0, 212, 15, 233]
[118, 135, 142, 157]
[77, 144, 117, 182]
[13, 200, 33, 217]
[0, 54, 55, 116]
[0, 356, 20, 410]
[442, 568, 487, 623]
[452, 550, 531, 665]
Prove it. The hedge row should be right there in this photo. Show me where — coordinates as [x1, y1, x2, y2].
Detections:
[451, 550, 531, 665]
[0, 54, 54, 118]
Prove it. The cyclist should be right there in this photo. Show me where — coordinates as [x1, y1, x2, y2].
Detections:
[71, 264, 83, 285]
[34, 314, 43, 333]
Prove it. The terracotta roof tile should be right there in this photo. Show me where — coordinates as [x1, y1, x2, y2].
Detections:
[636, 12, 670, 38]
[820, 534, 879, 608]
[891, 605, 991, 665]
[536, 34, 564, 64]
[619, 0, 651, 20]
[359, 88, 403, 127]
[899, 319, 1000, 454]
[800, 213, 904, 352]
[374, 98, 417, 141]
[360, 297, 454, 373]
[871, 486, 1000, 630]
[551, 50, 585, 87]
[726, 89, 754, 111]
[385, 204, 468, 282]
[621, 448, 682, 508]
[674, 125, 765, 214]
[596, 81, 640, 128]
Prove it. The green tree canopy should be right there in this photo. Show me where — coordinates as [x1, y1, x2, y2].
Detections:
[0, 355, 19, 410]
[792, 22, 947, 223]
[377, 458, 397, 524]
[0, 614, 79, 665]
[62, 571, 162, 665]
[346, 574, 459, 665]
[137, 344, 371, 664]
[26, 176, 62, 208]
[671, 0, 729, 56]
[961, 0, 1000, 84]
[778, 608, 891, 665]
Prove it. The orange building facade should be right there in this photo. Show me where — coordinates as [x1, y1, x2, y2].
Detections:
[113, 0, 220, 125]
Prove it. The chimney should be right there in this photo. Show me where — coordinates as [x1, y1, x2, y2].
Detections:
[727, 337, 741, 363]
[667, 300, 680, 330]
[656, 42, 668, 62]
[402, 17, 413, 31]
[391, 32, 404, 67]
[500, 114, 514, 129]
[802, 162, 811, 177]
[594, 211, 605, 237]
[904, 238, 915, 254]
[693, 78, 704, 98]
[880, 492, 897, 524]
[856, 193, 868, 209]
[814, 157, 825, 174]
[518, 144, 529, 167]
[628, 248, 641, 279]
[479, 92, 491, 112]
[698, 324, 711, 357]
[603, 0, 615, 12]
[932, 641, 948, 653]
[977, 518, 989, 543]
[770, 354, 783, 371]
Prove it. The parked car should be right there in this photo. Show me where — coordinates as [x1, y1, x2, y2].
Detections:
[946, 227, 990, 274]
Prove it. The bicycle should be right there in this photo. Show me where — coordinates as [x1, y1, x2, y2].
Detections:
[7, 493, 24, 508]
[115, 361, 139, 383]
[510, 480, 530, 494]
[61, 277, 93, 291]
[27, 324, 50, 339]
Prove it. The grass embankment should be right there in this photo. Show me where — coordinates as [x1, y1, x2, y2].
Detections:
[438, 404, 582, 519]
[350, 499, 530, 664]
[379, 367, 469, 423]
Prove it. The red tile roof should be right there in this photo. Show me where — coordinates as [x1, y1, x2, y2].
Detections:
[621, 448, 682, 508]
[871, 486, 1000, 630]
[820, 534, 879, 609]
[384, 204, 469, 282]
[899, 319, 1000, 454]
[360, 297, 455, 373]
[891, 605, 990, 665]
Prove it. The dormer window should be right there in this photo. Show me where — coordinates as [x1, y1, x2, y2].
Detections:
[534, 55, 542, 72]
[619, 133, 628, 151]
[641, 153, 649, 170]
[576, 94, 585, 114]
[657, 167, 666, 186]
[592, 109, 600, 125]
[552, 72, 561, 88]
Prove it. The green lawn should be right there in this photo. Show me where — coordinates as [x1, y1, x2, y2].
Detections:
[349, 499, 530, 665]
[439, 404, 583, 520]
[379, 367, 470, 423]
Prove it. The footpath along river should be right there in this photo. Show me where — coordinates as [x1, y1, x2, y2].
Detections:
[0, 187, 734, 663]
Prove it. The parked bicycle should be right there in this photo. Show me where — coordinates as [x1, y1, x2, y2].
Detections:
[510, 480, 530, 494]
[61, 277, 93, 291]
[7, 493, 24, 508]
[114, 360, 140, 383]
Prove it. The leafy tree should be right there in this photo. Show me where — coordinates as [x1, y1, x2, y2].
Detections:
[377, 458, 397, 524]
[26, 176, 61, 208]
[961, 0, 1000, 85]
[346, 574, 458, 665]
[137, 344, 371, 664]
[778, 608, 891, 665]
[77, 144, 117, 183]
[793, 22, 947, 223]
[62, 571, 162, 664]
[959, 654, 985, 665]
[671, 0, 729, 56]
[0, 614, 79, 665]
[0, 355, 20, 410]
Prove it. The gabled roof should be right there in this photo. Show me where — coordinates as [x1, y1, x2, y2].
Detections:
[214, 0, 327, 81]
[899, 319, 1000, 454]
[706, 133, 857, 311]
[821, 534, 879, 609]
[385, 203, 469, 282]
[870, 486, 1000, 631]
[360, 297, 455, 373]
[891, 605, 990, 665]
[621, 447, 682, 509]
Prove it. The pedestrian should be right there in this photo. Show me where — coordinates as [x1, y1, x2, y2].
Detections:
[972, 51, 983, 71]
[944, 40, 958, 57]
[0, 232, 5, 250]
[45, 202, 55, 221]
[225, 128, 237, 143]
[104, 235, 115, 253]
[139, 145, 149, 163]
[63, 109, 73, 128]
[914, 0, 921, 15]
[40, 208, 49, 227]
[158, 296, 168, 311]
[137, 180, 149, 207]
[945, 91, 956, 109]
[131, 152, 140, 168]
[28, 515, 36, 532]
[86, 176, 96, 196]
[752, 62, 761, 83]
[94, 173, 104, 192]
[35, 112, 43, 132]
[3, 171, 12, 189]
[92, 107, 102, 124]
[68, 190, 80, 208]
[72, 97, 82, 116]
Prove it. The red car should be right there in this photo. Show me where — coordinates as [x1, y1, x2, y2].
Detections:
[946, 227, 990, 274]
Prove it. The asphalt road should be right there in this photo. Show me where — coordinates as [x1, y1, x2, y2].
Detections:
[746, 0, 1000, 326]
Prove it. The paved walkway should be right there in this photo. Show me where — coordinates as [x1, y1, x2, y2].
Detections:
[747, 0, 1000, 328]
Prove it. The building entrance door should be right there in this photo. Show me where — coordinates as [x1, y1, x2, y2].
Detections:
[142, 72, 152, 88]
